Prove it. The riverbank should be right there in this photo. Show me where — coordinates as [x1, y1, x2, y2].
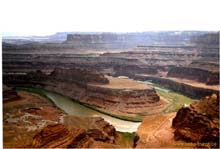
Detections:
[16, 87, 144, 122]
[3, 91, 66, 147]
[140, 80, 196, 112]
[16, 87, 141, 132]
[17, 84, 196, 123]
[3, 90, 136, 148]
[135, 74, 219, 98]
[4, 69, 167, 119]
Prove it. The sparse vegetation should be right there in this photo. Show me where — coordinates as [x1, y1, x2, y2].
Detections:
[156, 90, 196, 113]
[17, 87, 144, 122]
[17, 86, 196, 122]
[116, 131, 136, 148]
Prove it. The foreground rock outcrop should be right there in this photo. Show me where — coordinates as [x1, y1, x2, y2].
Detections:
[3, 89, 125, 148]
[63, 116, 116, 144]
[30, 124, 117, 148]
[134, 94, 219, 148]
[3, 90, 66, 147]
[135, 113, 177, 148]
[4, 68, 166, 118]
[172, 94, 219, 148]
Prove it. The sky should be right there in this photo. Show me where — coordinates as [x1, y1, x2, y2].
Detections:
[1, 0, 220, 36]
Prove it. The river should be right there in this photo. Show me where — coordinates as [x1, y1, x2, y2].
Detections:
[18, 78, 194, 133]
[21, 88, 141, 133]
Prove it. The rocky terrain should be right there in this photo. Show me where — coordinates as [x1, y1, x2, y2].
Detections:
[3, 32, 219, 87]
[167, 66, 219, 85]
[3, 88, 133, 148]
[29, 117, 119, 148]
[134, 94, 219, 148]
[29, 124, 117, 148]
[4, 68, 167, 118]
[172, 94, 219, 148]
[3, 31, 206, 47]
[135, 112, 177, 148]
[134, 74, 219, 99]
[3, 89, 66, 147]
[3, 33, 219, 94]
[3, 31, 218, 73]
[166, 32, 219, 85]
[2, 31, 219, 148]
[4, 87, 218, 148]
[3, 85, 20, 102]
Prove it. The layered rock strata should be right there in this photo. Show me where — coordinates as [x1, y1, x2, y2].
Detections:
[3, 89, 120, 148]
[3, 85, 20, 102]
[134, 75, 219, 99]
[134, 94, 219, 148]
[4, 68, 166, 116]
[63, 116, 116, 143]
[167, 66, 219, 85]
[30, 124, 117, 148]
[3, 91, 66, 147]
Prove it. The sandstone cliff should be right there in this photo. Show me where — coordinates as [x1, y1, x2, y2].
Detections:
[172, 94, 219, 148]
[30, 124, 118, 148]
[134, 94, 219, 148]
[50, 68, 109, 84]
[134, 75, 219, 99]
[167, 66, 219, 85]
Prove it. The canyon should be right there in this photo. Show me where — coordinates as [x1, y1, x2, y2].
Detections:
[3, 31, 219, 148]
[135, 94, 219, 148]
[3, 88, 133, 148]
[3, 32, 219, 100]
[134, 74, 219, 98]
[4, 68, 167, 119]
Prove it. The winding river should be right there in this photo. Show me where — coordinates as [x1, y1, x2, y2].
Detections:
[20, 88, 141, 133]
[18, 80, 194, 133]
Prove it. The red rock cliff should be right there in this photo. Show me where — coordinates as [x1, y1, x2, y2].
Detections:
[172, 94, 219, 148]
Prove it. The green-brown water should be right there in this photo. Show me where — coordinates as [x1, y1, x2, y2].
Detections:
[17, 88, 141, 133]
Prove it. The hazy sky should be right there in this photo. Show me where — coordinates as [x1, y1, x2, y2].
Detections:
[1, 0, 220, 36]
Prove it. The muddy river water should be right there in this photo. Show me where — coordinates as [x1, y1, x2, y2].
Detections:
[22, 88, 141, 133]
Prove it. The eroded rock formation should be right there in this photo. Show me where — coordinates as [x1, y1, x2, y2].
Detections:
[172, 94, 219, 148]
[3, 91, 66, 148]
[63, 116, 116, 143]
[3, 89, 125, 148]
[167, 66, 219, 85]
[4, 68, 166, 117]
[134, 75, 219, 99]
[30, 124, 117, 148]
[3, 85, 20, 102]
[134, 113, 177, 148]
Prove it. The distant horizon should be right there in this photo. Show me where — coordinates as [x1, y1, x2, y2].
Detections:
[2, 30, 219, 37]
